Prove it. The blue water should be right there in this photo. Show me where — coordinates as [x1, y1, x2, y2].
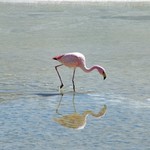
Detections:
[0, 2, 150, 150]
[1, 93, 149, 150]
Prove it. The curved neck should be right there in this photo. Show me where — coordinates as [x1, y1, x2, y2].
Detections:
[82, 105, 107, 118]
[82, 110, 102, 118]
[82, 111, 92, 118]
[80, 64, 105, 75]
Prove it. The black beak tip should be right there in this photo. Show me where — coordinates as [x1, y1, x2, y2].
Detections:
[104, 76, 106, 80]
[53, 57, 57, 60]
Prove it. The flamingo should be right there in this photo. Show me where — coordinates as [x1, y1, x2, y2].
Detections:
[53, 52, 106, 92]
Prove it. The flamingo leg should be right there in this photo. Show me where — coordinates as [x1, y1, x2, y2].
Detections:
[72, 68, 76, 92]
[55, 64, 64, 89]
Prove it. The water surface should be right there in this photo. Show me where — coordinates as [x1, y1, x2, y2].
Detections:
[0, 2, 150, 150]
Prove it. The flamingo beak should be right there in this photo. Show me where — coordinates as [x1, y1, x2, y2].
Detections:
[103, 72, 106, 80]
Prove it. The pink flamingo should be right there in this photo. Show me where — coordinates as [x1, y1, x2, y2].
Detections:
[53, 52, 106, 92]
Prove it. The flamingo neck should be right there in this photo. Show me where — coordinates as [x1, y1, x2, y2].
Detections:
[82, 111, 92, 118]
[80, 64, 104, 75]
[82, 105, 107, 118]
[82, 110, 101, 118]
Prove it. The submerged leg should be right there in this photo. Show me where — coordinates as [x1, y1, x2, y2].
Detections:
[55, 64, 64, 89]
[72, 68, 76, 92]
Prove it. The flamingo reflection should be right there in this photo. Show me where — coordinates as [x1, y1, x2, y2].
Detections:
[53, 94, 107, 130]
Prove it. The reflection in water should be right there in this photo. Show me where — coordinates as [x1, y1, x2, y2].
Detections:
[56, 94, 76, 115]
[53, 94, 107, 130]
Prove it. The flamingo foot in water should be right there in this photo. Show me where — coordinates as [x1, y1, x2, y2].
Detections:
[59, 86, 64, 95]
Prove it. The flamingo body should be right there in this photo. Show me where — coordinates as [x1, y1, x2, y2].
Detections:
[53, 52, 85, 68]
[53, 52, 106, 92]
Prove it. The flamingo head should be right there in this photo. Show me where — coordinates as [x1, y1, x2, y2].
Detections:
[53, 55, 64, 60]
[96, 65, 106, 80]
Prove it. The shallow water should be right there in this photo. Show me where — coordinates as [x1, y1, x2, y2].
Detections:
[0, 2, 150, 150]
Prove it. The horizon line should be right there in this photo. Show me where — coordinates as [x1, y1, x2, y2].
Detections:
[1, 0, 150, 3]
